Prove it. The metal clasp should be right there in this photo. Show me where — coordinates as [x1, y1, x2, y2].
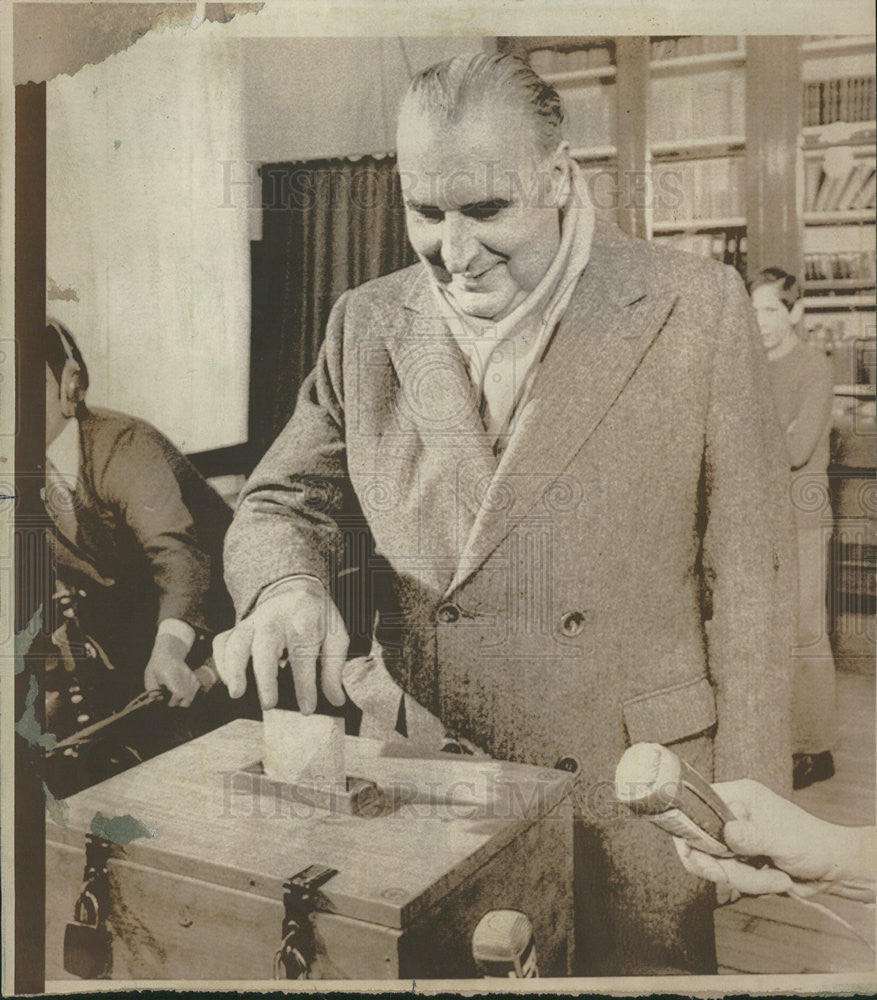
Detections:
[80, 833, 112, 914]
[273, 864, 337, 980]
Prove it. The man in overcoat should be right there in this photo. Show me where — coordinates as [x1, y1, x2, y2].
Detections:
[216, 53, 795, 975]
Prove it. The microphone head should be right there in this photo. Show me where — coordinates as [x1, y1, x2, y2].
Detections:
[472, 909, 537, 977]
[615, 742, 683, 814]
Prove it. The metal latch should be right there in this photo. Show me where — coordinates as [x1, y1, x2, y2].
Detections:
[273, 864, 338, 979]
[63, 834, 113, 978]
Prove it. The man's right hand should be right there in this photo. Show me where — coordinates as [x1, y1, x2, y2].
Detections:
[213, 577, 349, 712]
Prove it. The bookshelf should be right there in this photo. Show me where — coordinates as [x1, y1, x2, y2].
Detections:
[646, 36, 748, 277]
[499, 33, 876, 661]
[800, 36, 876, 665]
[502, 36, 749, 249]
[525, 38, 622, 229]
[800, 39, 876, 367]
[499, 35, 875, 317]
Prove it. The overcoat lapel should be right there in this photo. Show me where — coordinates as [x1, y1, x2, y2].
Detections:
[393, 269, 499, 516]
[445, 234, 680, 597]
[376, 270, 497, 589]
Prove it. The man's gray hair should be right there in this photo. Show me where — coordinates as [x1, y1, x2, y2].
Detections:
[400, 52, 565, 155]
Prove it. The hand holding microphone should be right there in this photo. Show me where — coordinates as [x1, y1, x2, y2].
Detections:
[615, 743, 876, 900]
[690, 777, 875, 897]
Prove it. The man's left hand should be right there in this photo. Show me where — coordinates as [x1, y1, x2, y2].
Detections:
[144, 633, 200, 708]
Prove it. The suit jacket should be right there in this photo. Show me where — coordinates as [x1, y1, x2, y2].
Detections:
[226, 227, 796, 974]
[49, 407, 233, 682]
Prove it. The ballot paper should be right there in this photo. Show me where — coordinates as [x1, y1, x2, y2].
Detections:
[262, 709, 346, 787]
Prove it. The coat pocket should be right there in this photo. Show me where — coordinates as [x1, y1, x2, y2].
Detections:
[622, 675, 717, 746]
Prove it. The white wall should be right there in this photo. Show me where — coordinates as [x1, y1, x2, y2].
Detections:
[242, 36, 484, 162]
[46, 28, 485, 454]
[47, 22, 252, 454]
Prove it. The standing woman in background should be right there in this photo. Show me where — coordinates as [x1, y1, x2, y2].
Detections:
[750, 268, 838, 790]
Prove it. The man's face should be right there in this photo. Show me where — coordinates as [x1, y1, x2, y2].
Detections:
[397, 101, 565, 321]
[751, 284, 794, 352]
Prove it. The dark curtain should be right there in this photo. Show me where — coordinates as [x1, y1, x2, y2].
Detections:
[250, 155, 417, 455]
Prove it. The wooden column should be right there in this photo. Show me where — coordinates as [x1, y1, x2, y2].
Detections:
[14, 80, 47, 995]
[745, 37, 802, 282]
[614, 36, 650, 239]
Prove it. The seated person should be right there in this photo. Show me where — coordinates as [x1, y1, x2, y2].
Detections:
[44, 320, 238, 740]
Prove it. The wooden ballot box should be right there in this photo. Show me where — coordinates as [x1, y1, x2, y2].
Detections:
[45, 720, 574, 982]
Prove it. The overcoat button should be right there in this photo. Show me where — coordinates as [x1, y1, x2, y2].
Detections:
[555, 755, 581, 774]
[559, 610, 586, 637]
[436, 602, 460, 624]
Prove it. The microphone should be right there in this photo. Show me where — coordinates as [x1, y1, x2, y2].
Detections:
[616, 744, 877, 942]
[615, 742, 737, 856]
[472, 910, 539, 978]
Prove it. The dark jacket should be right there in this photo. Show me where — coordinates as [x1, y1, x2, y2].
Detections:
[49, 406, 233, 682]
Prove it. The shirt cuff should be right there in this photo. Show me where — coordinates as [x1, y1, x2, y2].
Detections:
[157, 617, 197, 651]
[256, 574, 327, 606]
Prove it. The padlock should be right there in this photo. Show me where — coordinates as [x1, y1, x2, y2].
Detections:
[63, 890, 113, 978]
[273, 923, 309, 979]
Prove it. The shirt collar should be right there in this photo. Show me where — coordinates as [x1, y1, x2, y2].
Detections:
[46, 418, 81, 491]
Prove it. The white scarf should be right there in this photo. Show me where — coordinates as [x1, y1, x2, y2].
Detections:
[425, 159, 595, 452]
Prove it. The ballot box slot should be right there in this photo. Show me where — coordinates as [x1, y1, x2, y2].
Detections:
[238, 759, 397, 818]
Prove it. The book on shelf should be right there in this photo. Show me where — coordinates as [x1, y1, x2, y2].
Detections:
[528, 43, 615, 76]
[691, 69, 745, 138]
[649, 65, 743, 144]
[804, 157, 822, 209]
[835, 162, 873, 211]
[803, 76, 876, 127]
[651, 227, 747, 278]
[804, 249, 876, 283]
[807, 159, 876, 213]
[649, 36, 739, 61]
[854, 169, 877, 210]
[651, 157, 744, 223]
[564, 85, 615, 150]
